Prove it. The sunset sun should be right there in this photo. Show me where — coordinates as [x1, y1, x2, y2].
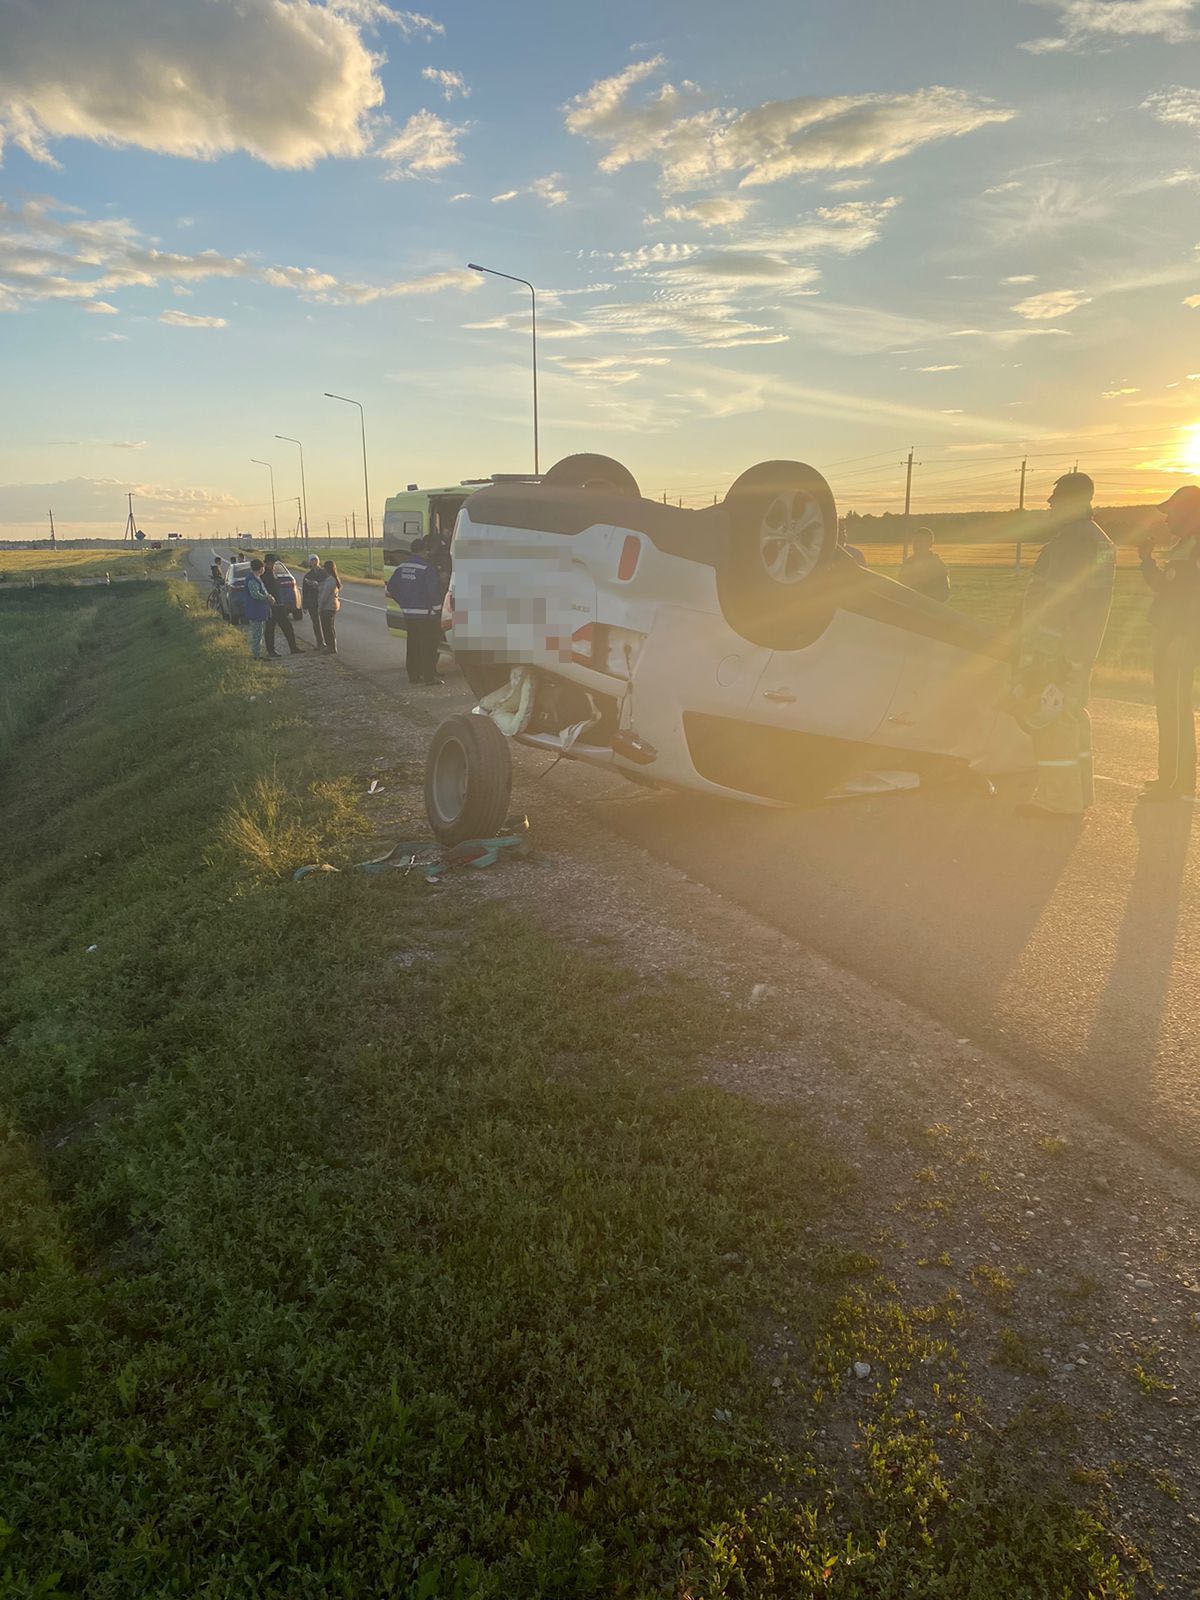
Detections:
[1181, 424, 1200, 477]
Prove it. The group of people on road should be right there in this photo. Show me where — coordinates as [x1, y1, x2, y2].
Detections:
[213, 551, 342, 660]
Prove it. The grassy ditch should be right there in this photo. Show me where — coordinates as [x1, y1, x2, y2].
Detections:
[0, 584, 1142, 1597]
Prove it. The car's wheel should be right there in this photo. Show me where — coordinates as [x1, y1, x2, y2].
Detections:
[716, 460, 840, 650]
[425, 714, 513, 844]
[542, 453, 640, 498]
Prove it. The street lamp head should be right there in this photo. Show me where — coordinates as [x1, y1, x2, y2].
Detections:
[468, 262, 483, 272]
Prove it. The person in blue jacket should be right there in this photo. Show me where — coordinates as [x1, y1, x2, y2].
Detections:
[244, 558, 272, 660]
[386, 536, 446, 685]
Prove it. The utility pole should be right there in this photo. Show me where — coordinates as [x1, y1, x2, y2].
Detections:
[124, 492, 137, 542]
[48, 508, 56, 547]
[901, 447, 915, 562]
[352, 510, 357, 546]
[1015, 456, 1027, 570]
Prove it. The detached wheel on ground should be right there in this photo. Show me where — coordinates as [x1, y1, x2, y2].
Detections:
[716, 459, 840, 651]
[542, 453, 641, 498]
[425, 714, 513, 845]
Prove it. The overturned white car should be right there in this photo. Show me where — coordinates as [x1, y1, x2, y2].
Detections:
[423, 453, 1022, 843]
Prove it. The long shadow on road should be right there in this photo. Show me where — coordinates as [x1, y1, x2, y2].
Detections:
[594, 776, 1200, 1167]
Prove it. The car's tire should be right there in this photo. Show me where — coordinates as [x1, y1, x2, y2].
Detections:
[425, 714, 513, 845]
[716, 460, 840, 650]
[542, 453, 640, 498]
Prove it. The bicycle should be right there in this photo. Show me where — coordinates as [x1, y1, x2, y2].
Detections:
[205, 582, 226, 617]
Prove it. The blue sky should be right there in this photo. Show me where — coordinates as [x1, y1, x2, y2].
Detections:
[1, 0, 1199, 538]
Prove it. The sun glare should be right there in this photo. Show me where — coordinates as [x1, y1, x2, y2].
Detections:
[1179, 423, 1200, 477]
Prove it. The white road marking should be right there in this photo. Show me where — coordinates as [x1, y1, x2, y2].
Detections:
[341, 597, 385, 611]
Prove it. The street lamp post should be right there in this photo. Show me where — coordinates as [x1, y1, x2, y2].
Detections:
[250, 458, 277, 543]
[275, 434, 309, 551]
[468, 262, 539, 476]
[324, 393, 374, 576]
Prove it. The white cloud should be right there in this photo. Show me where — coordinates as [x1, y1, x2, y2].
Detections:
[0, 0, 437, 169]
[551, 352, 672, 386]
[947, 325, 1070, 343]
[113, 440, 148, 449]
[1012, 286, 1092, 319]
[565, 59, 1013, 191]
[0, 197, 482, 315]
[1101, 386, 1140, 396]
[329, 2, 443, 36]
[159, 310, 226, 328]
[918, 363, 962, 371]
[490, 174, 568, 206]
[378, 109, 466, 177]
[661, 196, 752, 227]
[468, 288, 789, 353]
[826, 177, 873, 192]
[1020, 0, 1197, 53]
[422, 66, 469, 100]
[531, 173, 568, 206]
[1185, 293, 1200, 307]
[1003, 274, 1037, 284]
[95, 331, 127, 342]
[0, 475, 239, 528]
[448, 192, 471, 201]
[1143, 85, 1200, 129]
[84, 300, 119, 315]
[553, 354, 670, 372]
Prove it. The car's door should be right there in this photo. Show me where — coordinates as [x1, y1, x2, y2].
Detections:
[745, 607, 906, 744]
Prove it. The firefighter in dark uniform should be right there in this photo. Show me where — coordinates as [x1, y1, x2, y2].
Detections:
[1015, 472, 1115, 819]
[1137, 484, 1200, 801]
[385, 537, 445, 685]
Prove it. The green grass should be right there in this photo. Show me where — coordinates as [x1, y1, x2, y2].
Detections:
[0, 547, 182, 586]
[0, 583, 1142, 1597]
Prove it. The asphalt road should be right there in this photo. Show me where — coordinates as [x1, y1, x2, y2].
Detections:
[192, 548, 1200, 1170]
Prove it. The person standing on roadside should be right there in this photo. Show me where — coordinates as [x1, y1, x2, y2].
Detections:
[1137, 484, 1200, 802]
[244, 558, 271, 660]
[386, 536, 445, 685]
[899, 527, 950, 602]
[300, 554, 323, 647]
[317, 559, 341, 654]
[262, 552, 300, 657]
[1014, 472, 1115, 820]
